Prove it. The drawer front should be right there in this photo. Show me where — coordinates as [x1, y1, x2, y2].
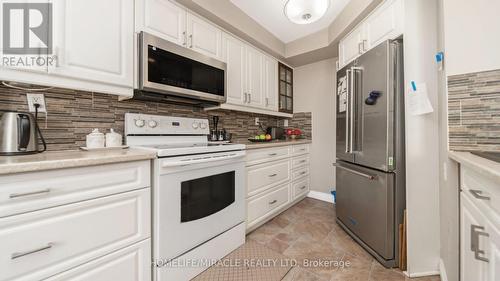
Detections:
[45, 239, 151, 281]
[246, 146, 290, 166]
[292, 166, 309, 181]
[292, 178, 310, 199]
[461, 166, 500, 220]
[292, 144, 309, 155]
[0, 189, 150, 281]
[247, 159, 290, 196]
[0, 160, 150, 217]
[247, 183, 289, 224]
[292, 156, 309, 169]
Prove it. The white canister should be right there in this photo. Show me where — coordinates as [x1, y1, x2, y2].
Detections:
[105, 129, 122, 147]
[86, 128, 105, 148]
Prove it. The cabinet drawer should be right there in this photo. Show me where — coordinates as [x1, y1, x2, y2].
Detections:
[45, 239, 151, 281]
[247, 183, 289, 224]
[292, 166, 309, 181]
[247, 159, 290, 196]
[292, 156, 309, 169]
[461, 166, 500, 221]
[0, 160, 150, 217]
[246, 146, 290, 166]
[292, 178, 310, 199]
[292, 144, 309, 155]
[0, 189, 150, 281]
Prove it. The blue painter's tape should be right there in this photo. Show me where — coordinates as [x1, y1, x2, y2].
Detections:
[436, 52, 444, 62]
[411, 81, 417, 91]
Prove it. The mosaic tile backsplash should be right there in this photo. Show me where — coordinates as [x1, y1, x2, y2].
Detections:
[0, 84, 311, 151]
[448, 69, 500, 151]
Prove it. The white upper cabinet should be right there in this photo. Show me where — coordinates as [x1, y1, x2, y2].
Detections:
[137, 0, 187, 46]
[364, 0, 404, 50]
[51, 0, 134, 88]
[338, 0, 403, 69]
[223, 33, 246, 106]
[187, 13, 223, 60]
[263, 56, 278, 111]
[339, 25, 365, 68]
[246, 46, 264, 108]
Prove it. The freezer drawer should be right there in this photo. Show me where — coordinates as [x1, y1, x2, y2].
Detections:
[335, 161, 395, 260]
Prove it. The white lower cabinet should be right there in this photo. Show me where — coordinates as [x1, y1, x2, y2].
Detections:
[46, 239, 151, 281]
[0, 160, 152, 281]
[246, 144, 310, 231]
[460, 166, 500, 281]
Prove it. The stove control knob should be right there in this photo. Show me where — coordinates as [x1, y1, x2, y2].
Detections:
[135, 119, 145, 128]
[192, 122, 199, 129]
[148, 120, 158, 128]
[200, 122, 207, 129]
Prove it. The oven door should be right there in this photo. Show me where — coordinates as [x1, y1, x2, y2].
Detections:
[154, 152, 245, 262]
[139, 32, 226, 103]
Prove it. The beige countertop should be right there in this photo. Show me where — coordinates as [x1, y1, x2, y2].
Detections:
[0, 148, 156, 175]
[448, 151, 500, 183]
[235, 139, 311, 150]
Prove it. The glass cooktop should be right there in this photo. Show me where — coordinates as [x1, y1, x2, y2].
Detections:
[470, 151, 500, 163]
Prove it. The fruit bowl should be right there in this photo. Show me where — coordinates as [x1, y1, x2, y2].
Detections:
[247, 138, 273, 143]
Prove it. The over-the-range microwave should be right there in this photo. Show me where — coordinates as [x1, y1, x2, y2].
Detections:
[135, 32, 227, 105]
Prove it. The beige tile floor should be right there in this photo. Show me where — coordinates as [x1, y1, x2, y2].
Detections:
[247, 198, 441, 281]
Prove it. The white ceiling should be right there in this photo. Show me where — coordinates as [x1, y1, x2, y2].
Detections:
[230, 0, 351, 43]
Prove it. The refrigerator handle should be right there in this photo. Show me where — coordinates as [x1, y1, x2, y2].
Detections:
[333, 163, 377, 180]
[349, 67, 356, 153]
[345, 69, 352, 153]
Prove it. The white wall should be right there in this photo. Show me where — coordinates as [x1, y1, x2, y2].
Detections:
[403, 0, 441, 277]
[443, 0, 500, 75]
[293, 59, 336, 194]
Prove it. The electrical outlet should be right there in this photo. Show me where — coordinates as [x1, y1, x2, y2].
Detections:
[255, 117, 259, 126]
[26, 93, 47, 113]
[284, 119, 289, 127]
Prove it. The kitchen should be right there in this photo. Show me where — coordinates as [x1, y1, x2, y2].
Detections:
[0, 0, 498, 281]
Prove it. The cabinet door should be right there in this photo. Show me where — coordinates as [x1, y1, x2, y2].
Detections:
[50, 0, 133, 87]
[246, 46, 264, 108]
[486, 219, 500, 281]
[222, 33, 246, 106]
[339, 25, 364, 68]
[461, 193, 489, 281]
[263, 56, 278, 111]
[139, 0, 186, 46]
[364, 0, 403, 50]
[187, 12, 222, 60]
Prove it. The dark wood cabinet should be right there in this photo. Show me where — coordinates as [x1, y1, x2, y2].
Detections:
[278, 62, 293, 113]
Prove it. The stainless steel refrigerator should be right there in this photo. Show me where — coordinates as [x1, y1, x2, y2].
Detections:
[335, 39, 405, 268]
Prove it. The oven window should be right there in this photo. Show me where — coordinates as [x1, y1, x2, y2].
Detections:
[148, 45, 224, 96]
[181, 171, 235, 223]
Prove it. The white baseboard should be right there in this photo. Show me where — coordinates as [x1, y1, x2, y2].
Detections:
[405, 271, 441, 278]
[307, 191, 334, 203]
[439, 259, 449, 281]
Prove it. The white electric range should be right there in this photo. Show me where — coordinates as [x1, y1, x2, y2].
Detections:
[125, 113, 246, 281]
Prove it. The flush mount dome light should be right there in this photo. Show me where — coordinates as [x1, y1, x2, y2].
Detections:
[284, 0, 330, 25]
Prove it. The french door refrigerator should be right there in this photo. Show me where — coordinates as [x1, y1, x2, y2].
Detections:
[335, 39, 405, 268]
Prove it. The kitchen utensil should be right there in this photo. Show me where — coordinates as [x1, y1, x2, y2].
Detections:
[86, 128, 105, 148]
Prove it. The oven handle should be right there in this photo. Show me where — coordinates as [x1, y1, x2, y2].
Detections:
[161, 152, 245, 167]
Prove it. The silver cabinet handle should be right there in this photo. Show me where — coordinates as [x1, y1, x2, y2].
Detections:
[244, 93, 248, 103]
[299, 160, 307, 163]
[358, 42, 363, 54]
[471, 225, 489, 263]
[189, 34, 193, 48]
[362, 40, 368, 52]
[269, 200, 277, 205]
[268, 153, 277, 156]
[265, 97, 269, 106]
[268, 173, 278, 177]
[299, 171, 307, 175]
[9, 188, 51, 199]
[11, 242, 54, 260]
[300, 185, 307, 190]
[333, 163, 377, 180]
[469, 189, 490, 201]
[248, 93, 252, 103]
[182, 31, 187, 46]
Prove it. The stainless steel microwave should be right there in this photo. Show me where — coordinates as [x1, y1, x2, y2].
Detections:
[137, 32, 226, 104]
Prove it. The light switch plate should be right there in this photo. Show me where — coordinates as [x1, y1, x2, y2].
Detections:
[26, 93, 47, 113]
[255, 117, 259, 125]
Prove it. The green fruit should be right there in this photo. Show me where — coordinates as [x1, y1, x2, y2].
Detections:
[259, 134, 266, 140]
[255, 136, 260, 140]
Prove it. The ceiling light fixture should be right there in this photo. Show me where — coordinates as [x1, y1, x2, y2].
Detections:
[284, 0, 330, 25]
